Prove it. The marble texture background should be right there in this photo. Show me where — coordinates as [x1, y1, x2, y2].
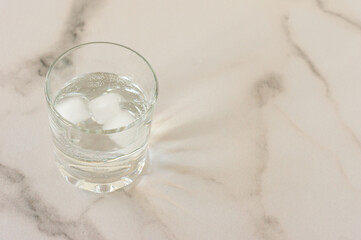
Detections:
[1, 0, 361, 239]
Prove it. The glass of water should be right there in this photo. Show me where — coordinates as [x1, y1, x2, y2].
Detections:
[45, 42, 158, 193]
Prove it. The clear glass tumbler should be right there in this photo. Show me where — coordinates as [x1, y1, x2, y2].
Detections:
[45, 42, 158, 193]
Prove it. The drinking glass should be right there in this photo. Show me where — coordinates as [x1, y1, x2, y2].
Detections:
[45, 42, 158, 193]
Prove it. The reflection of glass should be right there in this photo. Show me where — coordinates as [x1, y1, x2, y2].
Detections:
[45, 42, 158, 193]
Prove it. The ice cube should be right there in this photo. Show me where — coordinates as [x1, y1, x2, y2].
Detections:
[88, 93, 121, 124]
[103, 110, 135, 130]
[55, 97, 90, 124]
[103, 110, 136, 148]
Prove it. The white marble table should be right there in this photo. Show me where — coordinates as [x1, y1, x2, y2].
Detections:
[1, 0, 361, 239]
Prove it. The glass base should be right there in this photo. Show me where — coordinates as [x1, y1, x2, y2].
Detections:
[54, 147, 148, 193]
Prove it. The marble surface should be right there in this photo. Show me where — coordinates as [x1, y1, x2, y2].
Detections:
[1, 0, 361, 239]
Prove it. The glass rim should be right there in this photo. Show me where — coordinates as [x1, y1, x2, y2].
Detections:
[45, 41, 159, 135]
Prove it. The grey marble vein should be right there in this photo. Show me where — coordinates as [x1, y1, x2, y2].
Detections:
[282, 17, 361, 150]
[273, 105, 357, 192]
[8, 0, 103, 99]
[0, 163, 103, 240]
[37, 0, 102, 77]
[315, 0, 361, 31]
[160, 163, 224, 187]
[114, 191, 179, 240]
[251, 131, 287, 240]
[282, 19, 331, 97]
[78, 196, 104, 219]
[144, 212, 179, 240]
[257, 214, 286, 240]
[155, 161, 241, 205]
[247, 77, 287, 240]
[255, 74, 283, 107]
[0, 162, 25, 184]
